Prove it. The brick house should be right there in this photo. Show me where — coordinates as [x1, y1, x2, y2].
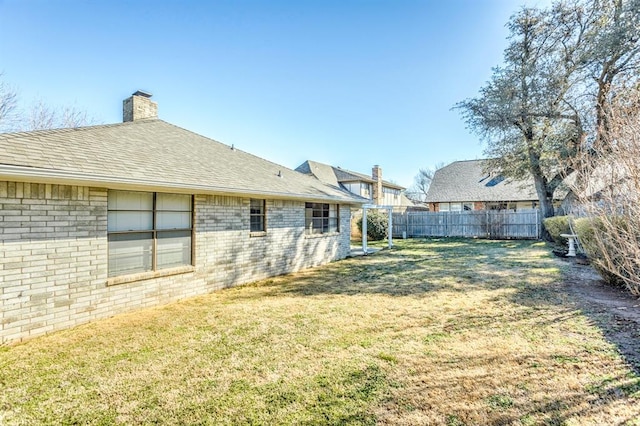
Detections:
[0, 91, 364, 344]
[425, 160, 542, 212]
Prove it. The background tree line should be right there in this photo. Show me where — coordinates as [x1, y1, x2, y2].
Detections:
[0, 73, 96, 132]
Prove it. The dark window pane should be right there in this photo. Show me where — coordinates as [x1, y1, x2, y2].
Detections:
[250, 199, 265, 232]
[250, 216, 264, 232]
[305, 203, 339, 234]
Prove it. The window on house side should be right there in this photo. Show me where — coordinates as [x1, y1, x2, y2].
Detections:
[305, 202, 339, 234]
[360, 182, 371, 198]
[487, 202, 508, 210]
[250, 199, 266, 232]
[107, 190, 193, 277]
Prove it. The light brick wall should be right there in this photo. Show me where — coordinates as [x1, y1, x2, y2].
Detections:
[1, 182, 351, 344]
[194, 196, 351, 290]
[0, 182, 108, 343]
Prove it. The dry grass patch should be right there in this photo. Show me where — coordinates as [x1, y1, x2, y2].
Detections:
[1, 239, 639, 425]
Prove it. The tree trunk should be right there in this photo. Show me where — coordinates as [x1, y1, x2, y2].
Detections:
[532, 174, 555, 241]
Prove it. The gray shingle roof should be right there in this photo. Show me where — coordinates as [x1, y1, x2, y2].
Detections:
[295, 160, 405, 190]
[425, 159, 538, 203]
[0, 119, 364, 204]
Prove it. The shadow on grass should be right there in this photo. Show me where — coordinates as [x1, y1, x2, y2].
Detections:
[596, 317, 640, 375]
[552, 263, 640, 376]
[230, 238, 640, 384]
[400, 349, 640, 425]
[265, 238, 559, 298]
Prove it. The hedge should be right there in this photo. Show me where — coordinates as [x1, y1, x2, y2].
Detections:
[542, 216, 571, 248]
[573, 217, 632, 291]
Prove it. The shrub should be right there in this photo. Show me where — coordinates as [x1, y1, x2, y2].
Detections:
[574, 217, 633, 290]
[543, 216, 571, 248]
[357, 210, 388, 241]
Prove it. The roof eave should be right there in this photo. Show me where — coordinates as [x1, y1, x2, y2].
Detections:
[0, 164, 366, 205]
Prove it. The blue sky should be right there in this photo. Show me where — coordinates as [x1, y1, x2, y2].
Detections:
[0, 0, 550, 188]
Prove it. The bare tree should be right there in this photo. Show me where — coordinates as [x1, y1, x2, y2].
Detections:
[573, 80, 640, 295]
[406, 163, 443, 202]
[26, 99, 94, 131]
[0, 76, 19, 132]
[0, 75, 97, 132]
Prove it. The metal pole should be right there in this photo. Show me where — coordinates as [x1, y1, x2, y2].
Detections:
[362, 207, 368, 255]
[388, 206, 393, 248]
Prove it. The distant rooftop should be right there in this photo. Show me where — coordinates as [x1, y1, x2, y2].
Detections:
[425, 159, 538, 203]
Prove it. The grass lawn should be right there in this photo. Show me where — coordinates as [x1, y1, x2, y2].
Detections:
[1, 239, 639, 425]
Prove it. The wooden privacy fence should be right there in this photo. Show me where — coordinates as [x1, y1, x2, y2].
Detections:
[392, 209, 541, 240]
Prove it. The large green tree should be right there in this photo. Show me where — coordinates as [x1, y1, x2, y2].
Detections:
[456, 0, 640, 220]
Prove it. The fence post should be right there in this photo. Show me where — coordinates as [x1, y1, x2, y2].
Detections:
[486, 210, 490, 239]
[445, 212, 448, 237]
[406, 212, 409, 238]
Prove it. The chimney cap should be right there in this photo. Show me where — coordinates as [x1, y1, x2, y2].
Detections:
[132, 90, 153, 98]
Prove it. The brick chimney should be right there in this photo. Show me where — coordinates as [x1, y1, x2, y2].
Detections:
[372, 165, 383, 205]
[123, 90, 157, 122]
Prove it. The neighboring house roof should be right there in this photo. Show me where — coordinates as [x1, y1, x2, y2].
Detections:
[398, 193, 419, 208]
[0, 120, 364, 204]
[295, 160, 405, 190]
[425, 159, 539, 203]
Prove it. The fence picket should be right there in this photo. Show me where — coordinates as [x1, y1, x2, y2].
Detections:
[392, 209, 541, 240]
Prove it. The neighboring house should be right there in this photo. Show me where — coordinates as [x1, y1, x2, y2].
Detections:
[560, 164, 625, 215]
[0, 91, 364, 344]
[295, 160, 414, 209]
[425, 160, 541, 212]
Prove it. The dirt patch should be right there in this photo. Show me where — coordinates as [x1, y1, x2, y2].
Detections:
[558, 257, 640, 373]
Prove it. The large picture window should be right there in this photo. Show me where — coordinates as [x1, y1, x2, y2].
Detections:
[305, 202, 339, 234]
[108, 190, 193, 277]
[250, 199, 266, 232]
